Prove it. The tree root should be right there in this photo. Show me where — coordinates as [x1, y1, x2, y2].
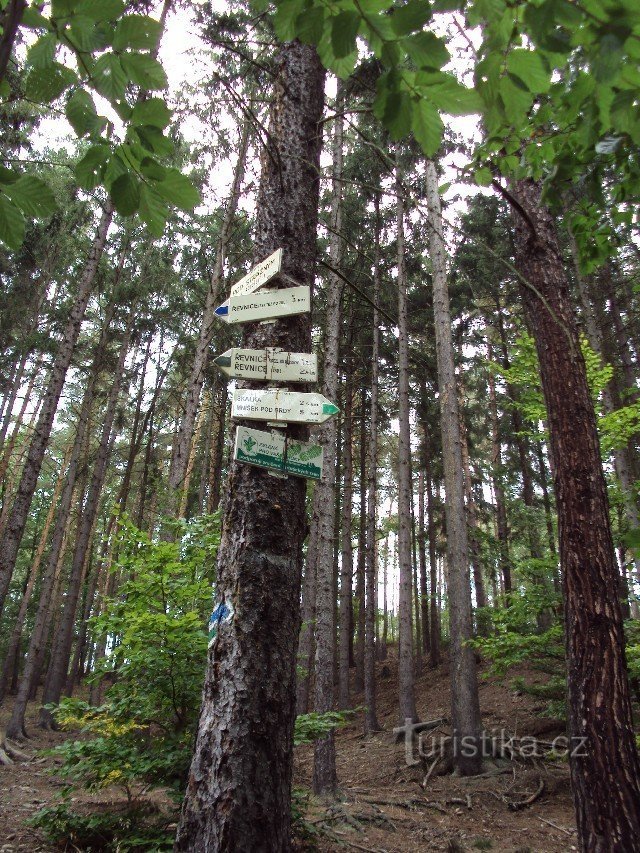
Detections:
[0, 728, 31, 764]
[506, 777, 545, 811]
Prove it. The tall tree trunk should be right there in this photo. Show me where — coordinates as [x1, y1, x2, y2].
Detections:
[353, 390, 366, 693]
[166, 123, 250, 518]
[417, 468, 430, 655]
[424, 451, 440, 668]
[175, 41, 324, 852]
[486, 339, 512, 596]
[395, 163, 417, 724]
[0, 204, 113, 619]
[459, 406, 487, 626]
[512, 178, 640, 849]
[39, 314, 133, 727]
[311, 85, 344, 795]
[425, 159, 481, 772]
[363, 195, 382, 734]
[338, 351, 354, 706]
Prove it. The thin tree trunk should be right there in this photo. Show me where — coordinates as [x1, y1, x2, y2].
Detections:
[311, 86, 344, 795]
[486, 339, 512, 596]
[512, 177, 640, 850]
[418, 468, 430, 656]
[175, 41, 324, 852]
[363, 195, 382, 734]
[0, 203, 113, 619]
[395, 162, 417, 724]
[353, 390, 366, 693]
[338, 355, 354, 707]
[39, 314, 134, 727]
[165, 122, 250, 518]
[425, 159, 480, 772]
[425, 454, 440, 668]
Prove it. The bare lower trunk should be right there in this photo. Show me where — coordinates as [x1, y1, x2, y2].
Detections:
[175, 41, 324, 852]
[338, 359, 354, 707]
[425, 159, 480, 772]
[512, 178, 640, 850]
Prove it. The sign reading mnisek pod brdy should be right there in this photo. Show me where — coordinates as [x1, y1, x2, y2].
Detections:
[231, 389, 339, 425]
[234, 425, 323, 480]
[229, 248, 283, 298]
[213, 348, 317, 382]
[215, 285, 310, 325]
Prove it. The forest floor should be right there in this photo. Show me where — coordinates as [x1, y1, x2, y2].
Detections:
[0, 652, 577, 852]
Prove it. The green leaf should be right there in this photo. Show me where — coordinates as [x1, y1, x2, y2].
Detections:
[592, 33, 624, 83]
[130, 98, 171, 129]
[92, 53, 127, 102]
[27, 34, 57, 68]
[154, 169, 200, 211]
[402, 31, 449, 69]
[25, 63, 77, 102]
[75, 144, 111, 189]
[295, 7, 325, 45]
[69, 14, 110, 52]
[0, 80, 9, 99]
[113, 14, 162, 51]
[22, 7, 51, 28]
[0, 166, 19, 184]
[121, 53, 168, 89]
[391, 0, 432, 36]
[331, 11, 360, 59]
[66, 89, 100, 136]
[317, 26, 357, 79]
[138, 184, 168, 236]
[385, 90, 413, 140]
[75, 0, 125, 20]
[0, 195, 25, 249]
[506, 49, 551, 93]
[6, 175, 56, 217]
[135, 125, 174, 156]
[110, 173, 141, 215]
[273, 0, 307, 41]
[418, 74, 482, 115]
[474, 166, 493, 186]
[411, 98, 443, 155]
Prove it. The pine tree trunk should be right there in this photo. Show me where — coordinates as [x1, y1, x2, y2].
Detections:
[395, 163, 417, 724]
[364, 195, 382, 734]
[166, 124, 249, 517]
[175, 41, 324, 852]
[486, 339, 512, 595]
[353, 395, 366, 693]
[425, 159, 481, 772]
[338, 360, 354, 706]
[0, 204, 113, 619]
[311, 89, 344, 794]
[512, 177, 640, 850]
[39, 316, 133, 726]
[417, 469, 430, 656]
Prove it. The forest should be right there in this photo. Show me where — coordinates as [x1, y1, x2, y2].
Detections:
[0, 0, 640, 851]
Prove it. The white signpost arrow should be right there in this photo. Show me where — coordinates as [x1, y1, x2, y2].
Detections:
[213, 348, 317, 382]
[234, 425, 324, 480]
[231, 389, 339, 424]
[214, 285, 310, 325]
[230, 248, 283, 298]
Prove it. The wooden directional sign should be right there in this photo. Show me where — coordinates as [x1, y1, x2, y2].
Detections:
[213, 348, 317, 383]
[231, 389, 339, 424]
[215, 285, 310, 325]
[234, 425, 324, 480]
[230, 249, 283, 298]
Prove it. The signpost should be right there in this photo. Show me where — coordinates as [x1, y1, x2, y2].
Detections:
[230, 248, 283, 298]
[214, 285, 310, 325]
[213, 348, 317, 382]
[231, 389, 339, 425]
[234, 425, 324, 480]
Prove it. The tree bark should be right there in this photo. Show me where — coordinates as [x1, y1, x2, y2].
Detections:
[512, 177, 640, 850]
[425, 158, 481, 772]
[175, 41, 324, 853]
[338, 354, 354, 706]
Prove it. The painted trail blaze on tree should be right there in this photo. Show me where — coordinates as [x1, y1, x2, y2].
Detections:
[174, 40, 324, 853]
